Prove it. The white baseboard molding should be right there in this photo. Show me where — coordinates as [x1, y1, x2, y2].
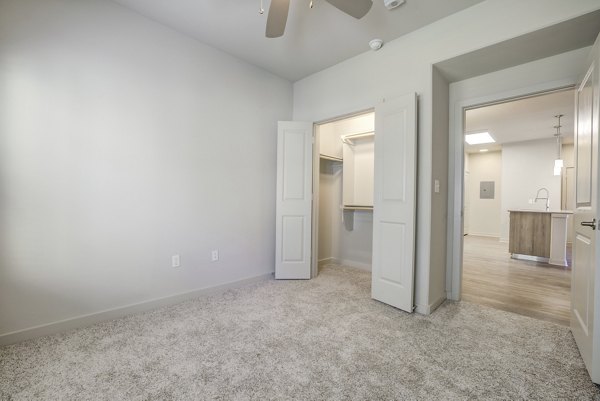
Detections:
[0, 271, 274, 346]
[446, 291, 460, 302]
[415, 293, 447, 315]
[334, 258, 372, 271]
[467, 233, 501, 239]
[318, 257, 335, 266]
[319, 257, 371, 271]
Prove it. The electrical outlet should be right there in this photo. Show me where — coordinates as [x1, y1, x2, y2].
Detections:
[211, 250, 219, 262]
[171, 254, 181, 268]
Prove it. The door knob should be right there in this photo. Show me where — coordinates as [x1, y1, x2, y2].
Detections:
[581, 219, 597, 230]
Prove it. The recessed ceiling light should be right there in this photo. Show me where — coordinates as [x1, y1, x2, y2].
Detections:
[479, 149, 489, 152]
[465, 132, 495, 145]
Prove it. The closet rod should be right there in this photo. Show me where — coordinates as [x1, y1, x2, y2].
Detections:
[341, 130, 375, 145]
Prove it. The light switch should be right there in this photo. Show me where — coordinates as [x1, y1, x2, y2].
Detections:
[434, 179, 440, 193]
[171, 254, 181, 268]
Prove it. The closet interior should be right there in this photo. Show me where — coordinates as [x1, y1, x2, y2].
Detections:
[315, 111, 375, 273]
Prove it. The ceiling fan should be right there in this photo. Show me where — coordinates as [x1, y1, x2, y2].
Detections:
[265, 0, 373, 38]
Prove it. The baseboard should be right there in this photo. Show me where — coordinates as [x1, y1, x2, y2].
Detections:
[318, 257, 335, 267]
[333, 258, 372, 271]
[468, 233, 501, 239]
[415, 293, 447, 315]
[319, 257, 371, 271]
[0, 271, 274, 346]
[447, 291, 459, 302]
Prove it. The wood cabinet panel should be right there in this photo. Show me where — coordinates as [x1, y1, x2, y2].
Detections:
[509, 212, 551, 258]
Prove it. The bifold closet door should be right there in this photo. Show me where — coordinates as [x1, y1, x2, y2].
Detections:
[371, 93, 417, 312]
[275, 121, 313, 279]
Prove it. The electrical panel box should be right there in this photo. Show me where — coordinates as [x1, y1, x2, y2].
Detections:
[480, 181, 495, 199]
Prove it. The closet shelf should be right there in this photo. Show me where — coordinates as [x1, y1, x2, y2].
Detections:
[341, 131, 375, 145]
[342, 205, 374, 211]
[320, 154, 343, 162]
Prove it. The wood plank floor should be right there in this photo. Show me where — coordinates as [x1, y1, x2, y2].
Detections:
[462, 235, 571, 326]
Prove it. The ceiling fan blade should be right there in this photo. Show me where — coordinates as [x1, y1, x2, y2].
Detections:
[266, 0, 290, 38]
[325, 0, 373, 19]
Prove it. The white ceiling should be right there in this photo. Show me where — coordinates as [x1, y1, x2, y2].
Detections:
[110, 0, 484, 81]
[465, 89, 575, 153]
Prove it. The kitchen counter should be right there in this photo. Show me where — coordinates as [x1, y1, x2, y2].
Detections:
[508, 210, 571, 266]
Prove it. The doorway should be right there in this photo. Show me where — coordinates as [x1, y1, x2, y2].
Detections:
[275, 94, 418, 312]
[312, 111, 375, 277]
[460, 89, 574, 325]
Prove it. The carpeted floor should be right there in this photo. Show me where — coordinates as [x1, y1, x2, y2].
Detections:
[1, 264, 599, 400]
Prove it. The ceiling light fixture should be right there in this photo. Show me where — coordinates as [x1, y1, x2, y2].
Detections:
[259, 0, 264, 14]
[384, 0, 405, 10]
[553, 114, 564, 176]
[479, 149, 489, 152]
[265, 0, 373, 38]
[465, 132, 495, 145]
[369, 38, 384, 51]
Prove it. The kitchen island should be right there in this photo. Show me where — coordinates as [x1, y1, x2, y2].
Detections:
[508, 209, 572, 267]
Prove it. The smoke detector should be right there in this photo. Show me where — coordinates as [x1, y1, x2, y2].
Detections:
[384, 0, 405, 10]
[369, 39, 384, 51]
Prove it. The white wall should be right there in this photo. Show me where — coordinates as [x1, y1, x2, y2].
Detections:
[318, 159, 338, 261]
[0, 0, 292, 336]
[430, 67, 450, 309]
[500, 139, 562, 241]
[467, 151, 502, 237]
[294, 0, 600, 313]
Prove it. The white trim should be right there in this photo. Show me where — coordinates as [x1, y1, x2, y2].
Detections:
[465, 232, 501, 238]
[336, 259, 371, 271]
[0, 272, 274, 346]
[320, 257, 371, 271]
[415, 293, 446, 315]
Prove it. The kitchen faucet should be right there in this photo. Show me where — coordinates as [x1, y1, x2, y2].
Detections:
[535, 187, 550, 211]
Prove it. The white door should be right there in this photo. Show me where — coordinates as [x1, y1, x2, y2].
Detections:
[275, 121, 313, 279]
[371, 93, 418, 312]
[464, 170, 470, 236]
[572, 34, 600, 383]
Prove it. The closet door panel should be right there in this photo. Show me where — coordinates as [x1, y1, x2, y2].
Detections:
[276, 121, 313, 279]
[371, 94, 417, 312]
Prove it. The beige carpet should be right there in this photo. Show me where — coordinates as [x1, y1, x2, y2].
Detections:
[1, 264, 599, 400]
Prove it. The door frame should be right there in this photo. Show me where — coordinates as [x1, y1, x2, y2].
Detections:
[311, 107, 375, 279]
[446, 82, 576, 301]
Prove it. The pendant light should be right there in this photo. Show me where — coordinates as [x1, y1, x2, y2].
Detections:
[553, 114, 564, 176]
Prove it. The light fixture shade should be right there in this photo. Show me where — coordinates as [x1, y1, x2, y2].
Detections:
[554, 159, 564, 168]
